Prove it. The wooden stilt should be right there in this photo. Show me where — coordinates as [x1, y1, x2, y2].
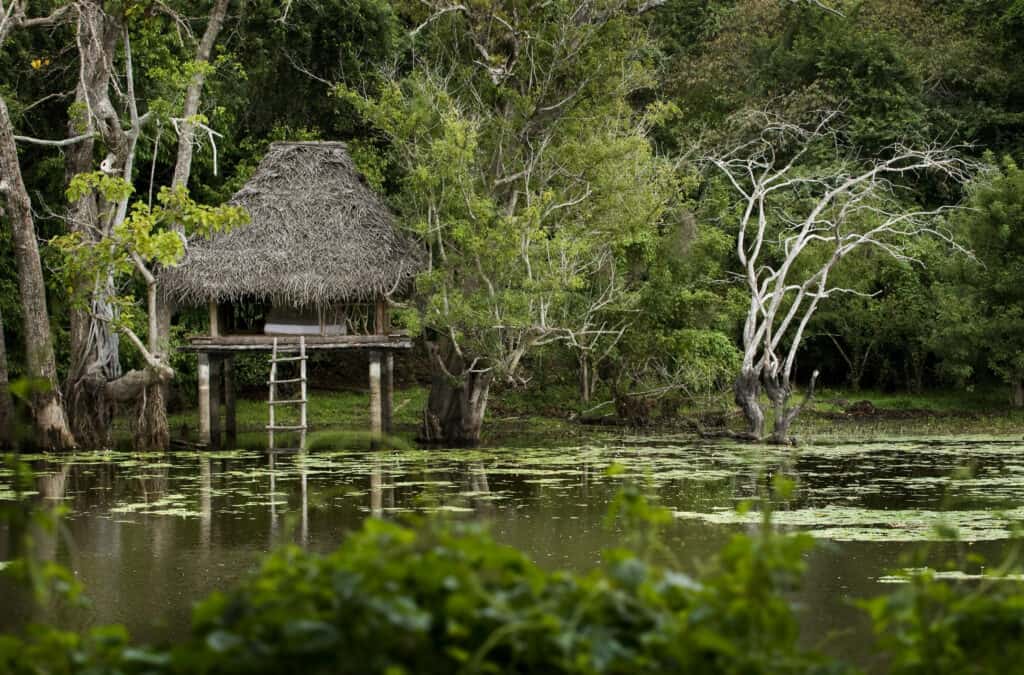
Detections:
[209, 301, 221, 337]
[198, 352, 211, 446]
[224, 355, 237, 444]
[209, 354, 222, 450]
[374, 298, 388, 335]
[383, 352, 394, 433]
[369, 350, 382, 438]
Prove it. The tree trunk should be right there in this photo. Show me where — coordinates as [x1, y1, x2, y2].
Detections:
[847, 345, 864, 392]
[767, 369, 819, 445]
[733, 369, 765, 439]
[762, 371, 792, 444]
[62, 3, 176, 450]
[579, 353, 591, 404]
[0, 96, 76, 450]
[149, 0, 231, 439]
[420, 340, 492, 446]
[1012, 378, 1024, 409]
[0, 308, 13, 448]
[171, 0, 231, 190]
[63, 3, 119, 448]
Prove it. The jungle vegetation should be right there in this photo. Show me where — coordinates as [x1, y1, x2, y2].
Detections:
[1, 0, 1024, 446]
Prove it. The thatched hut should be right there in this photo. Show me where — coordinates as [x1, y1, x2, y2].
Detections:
[167, 141, 421, 447]
[165, 140, 420, 333]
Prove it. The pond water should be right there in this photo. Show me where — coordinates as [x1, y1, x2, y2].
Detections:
[2, 432, 1023, 669]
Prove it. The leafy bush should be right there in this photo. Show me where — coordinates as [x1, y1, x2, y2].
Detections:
[173, 488, 831, 674]
[864, 566, 1024, 675]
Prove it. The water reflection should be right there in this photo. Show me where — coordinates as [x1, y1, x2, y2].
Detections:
[0, 436, 1021, 669]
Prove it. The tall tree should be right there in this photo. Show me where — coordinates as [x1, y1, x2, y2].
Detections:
[0, 95, 75, 449]
[56, 0, 239, 449]
[0, 307, 13, 447]
[932, 157, 1024, 407]
[708, 111, 971, 443]
[153, 0, 231, 444]
[345, 0, 675, 444]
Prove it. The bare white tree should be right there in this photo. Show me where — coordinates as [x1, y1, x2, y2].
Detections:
[707, 111, 973, 443]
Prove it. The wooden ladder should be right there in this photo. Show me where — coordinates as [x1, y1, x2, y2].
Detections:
[267, 336, 308, 432]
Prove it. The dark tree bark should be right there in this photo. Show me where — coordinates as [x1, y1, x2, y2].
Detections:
[63, 0, 121, 448]
[733, 369, 765, 439]
[731, 367, 818, 444]
[62, 1, 186, 449]
[420, 340, 492, 446]
[1012, 378, 1024, 409]
[0, 96, 76, 450]
[764, 369, 819, 445]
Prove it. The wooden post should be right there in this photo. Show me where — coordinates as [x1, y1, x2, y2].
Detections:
[209, 354, 222, 450]
[383, 352, 394, 433]
[224, 355, 237, 444]
[209, 301, 220, 337]
[374, 297, 388, 335]
[198, 352, 211, 446]
[369, 350, 382, 438]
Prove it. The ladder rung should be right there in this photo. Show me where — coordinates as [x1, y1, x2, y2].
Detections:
[272, 356, 307, 362]
[269, 399, 306, 406]
[266, 425, 307, 431]
[269, 377, 305, 384]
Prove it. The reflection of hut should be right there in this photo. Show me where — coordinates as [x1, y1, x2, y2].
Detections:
[164, 141, 421, 447]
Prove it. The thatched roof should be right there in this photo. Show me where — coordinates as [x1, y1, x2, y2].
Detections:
[162, 141, 421, 307]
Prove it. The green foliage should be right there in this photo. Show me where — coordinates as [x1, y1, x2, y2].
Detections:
[50, 184, 247, 333]
[864, 565, 1024, 674]
[340, 0, 675, 385]
[932, 157, 1024, 390]
[65, 172, 134, 204]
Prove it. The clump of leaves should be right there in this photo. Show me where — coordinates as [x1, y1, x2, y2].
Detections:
[51, 178, 247, 330]
[176, 493, 832, 675]
[864, 558, 1024, 674]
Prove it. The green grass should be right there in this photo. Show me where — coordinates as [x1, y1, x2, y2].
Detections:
[168, 386, 429, 433]
[162, 383, 1024, 444]
[810, 386, 1015, 413]
[796, 386, 1024, 440]
[166, 385, 582, 441]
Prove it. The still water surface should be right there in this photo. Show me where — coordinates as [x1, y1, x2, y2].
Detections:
[2, 433, 1023, 667]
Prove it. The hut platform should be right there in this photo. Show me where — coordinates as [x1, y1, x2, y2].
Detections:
[182, 332, 412, 352]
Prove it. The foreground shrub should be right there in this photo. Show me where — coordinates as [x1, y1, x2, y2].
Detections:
[865, 567, 1024, 675]
[0, 504, 839, 674]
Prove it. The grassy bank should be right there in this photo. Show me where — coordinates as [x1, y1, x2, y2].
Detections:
[167, 386, 430, 434]
[165, 385, 587, 444]
[797, 387, 1024, 439]
[163, 383, 1024, 445]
